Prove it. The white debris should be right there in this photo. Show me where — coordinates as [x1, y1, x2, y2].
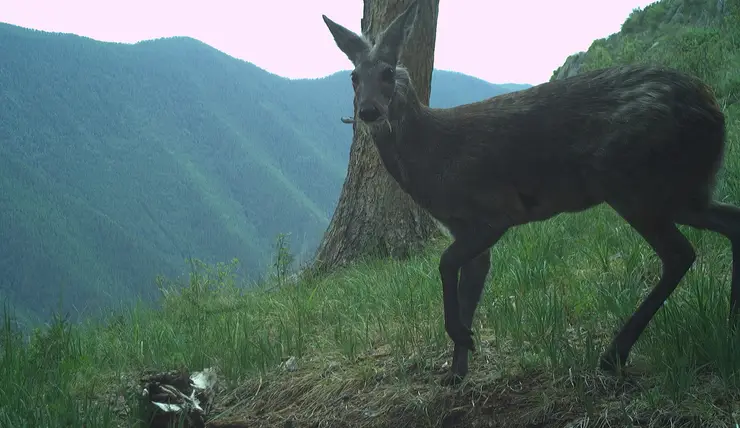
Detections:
[141, 367, 218, 425]
[283, 356, 298, 372]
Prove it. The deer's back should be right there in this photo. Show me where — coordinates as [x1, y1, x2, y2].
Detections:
[426, 65, 726, 224]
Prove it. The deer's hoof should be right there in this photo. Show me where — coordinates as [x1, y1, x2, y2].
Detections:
[440, 370, 465, 387]
[598, 350, 626, 374]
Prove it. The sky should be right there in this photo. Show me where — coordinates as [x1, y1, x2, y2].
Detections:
[1, 0, 656, 85]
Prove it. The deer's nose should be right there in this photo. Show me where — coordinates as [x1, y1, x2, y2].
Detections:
[358, 105, 381, 122]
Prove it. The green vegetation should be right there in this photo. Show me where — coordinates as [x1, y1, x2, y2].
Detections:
[4, 0, 740, 425]
[0, 23, 521, 325]
[565, 0, 740, 107]
[6, 189, 740, 426]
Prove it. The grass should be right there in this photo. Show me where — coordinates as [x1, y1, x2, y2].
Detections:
[5, 143, 740, 427]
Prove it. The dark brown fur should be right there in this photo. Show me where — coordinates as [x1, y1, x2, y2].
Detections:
[323, 1, 740, 386]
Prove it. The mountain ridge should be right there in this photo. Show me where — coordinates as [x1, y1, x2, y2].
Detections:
[0, 21, 531, 323]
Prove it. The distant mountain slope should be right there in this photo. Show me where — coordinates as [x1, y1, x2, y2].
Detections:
[0, 22, 530, 323]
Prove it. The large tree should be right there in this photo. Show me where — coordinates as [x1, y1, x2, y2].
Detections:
[314, 0, 443, 272]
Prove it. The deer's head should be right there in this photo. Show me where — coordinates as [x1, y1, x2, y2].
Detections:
[322, 2, 418, 124]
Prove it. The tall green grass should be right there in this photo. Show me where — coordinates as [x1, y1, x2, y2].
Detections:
[3, 110, 740, 424]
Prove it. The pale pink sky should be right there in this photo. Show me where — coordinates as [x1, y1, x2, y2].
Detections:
[1, 0, 655, 84]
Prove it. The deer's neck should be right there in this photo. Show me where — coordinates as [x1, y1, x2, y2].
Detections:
[364, 77, 435, 193]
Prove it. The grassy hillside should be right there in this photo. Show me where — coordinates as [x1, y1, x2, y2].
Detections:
[5, 1, 740, 425]
[0, 23, 525, 324]
[551, 0, 739, 104]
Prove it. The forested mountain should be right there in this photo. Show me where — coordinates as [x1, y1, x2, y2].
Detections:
[0, 23, 529, 323]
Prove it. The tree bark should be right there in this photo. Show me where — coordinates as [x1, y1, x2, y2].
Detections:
[313, 0, 443, 272]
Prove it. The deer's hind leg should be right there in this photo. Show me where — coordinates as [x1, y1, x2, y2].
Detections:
[600, 204, 696, 372]
[676, 202, 740, 321]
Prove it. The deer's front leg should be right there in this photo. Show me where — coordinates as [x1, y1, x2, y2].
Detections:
[440, 248, 494, 386]
[438, 225, 506, 359]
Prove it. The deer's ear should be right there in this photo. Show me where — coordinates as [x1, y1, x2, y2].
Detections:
[374, 1, 419, 65]
[322, 15, 370, 65]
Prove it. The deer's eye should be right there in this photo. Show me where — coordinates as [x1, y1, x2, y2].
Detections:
[350, 71, 359, 86]
[381, 67, 395, 83]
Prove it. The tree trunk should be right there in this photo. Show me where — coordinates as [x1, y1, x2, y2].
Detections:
[313, 0, 443, 272]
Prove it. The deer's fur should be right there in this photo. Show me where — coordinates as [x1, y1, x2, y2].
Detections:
[322, 1, 740, 386]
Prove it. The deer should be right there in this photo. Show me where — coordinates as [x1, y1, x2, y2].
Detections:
[321, 1, 739, 386]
